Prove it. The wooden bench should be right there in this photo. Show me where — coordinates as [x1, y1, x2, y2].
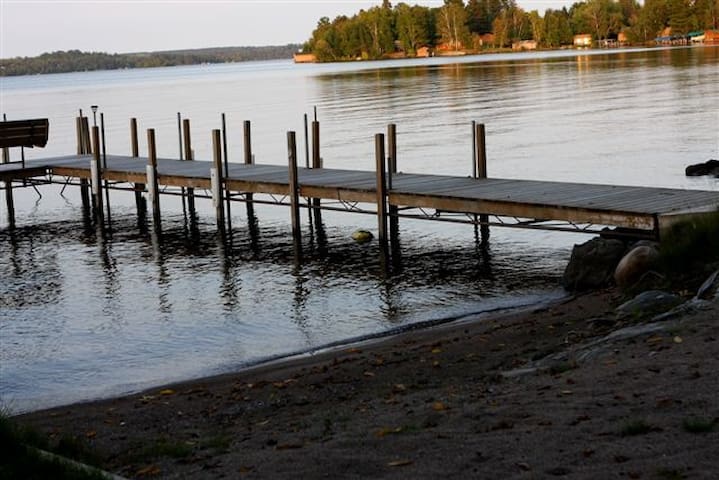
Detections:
[0, 118, 49, 149]
[1, 118, 49, 168]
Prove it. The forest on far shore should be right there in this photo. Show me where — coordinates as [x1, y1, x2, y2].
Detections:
[301, 0, 718, 61]
[0, 44, 301, 77]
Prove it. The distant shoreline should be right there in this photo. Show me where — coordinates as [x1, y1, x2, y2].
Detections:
[0, 44, 301, 77]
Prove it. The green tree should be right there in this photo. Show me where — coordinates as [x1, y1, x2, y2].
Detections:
[492, 11, 510, 46]
[358, 6, 395, 58]
[575, 0, 624, 40]
[437, 0, 471, 50]
[528, 10, 544, 44]
[667, 0, 696, 34]
[694, 0, 719, 29]
[494, 4, 530, 42]
[630, 0, 669, 41]
[395, 3, 432, 54]
[543, 8, 573, 47]
[466, 0, 511, 34]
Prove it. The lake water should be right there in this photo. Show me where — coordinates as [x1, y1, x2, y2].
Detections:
[1, 46, 718, 413]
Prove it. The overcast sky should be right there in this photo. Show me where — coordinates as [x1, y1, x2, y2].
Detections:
[1, 0, 573, 58]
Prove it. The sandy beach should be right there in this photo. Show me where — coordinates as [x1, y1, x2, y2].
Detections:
[15, 286, 719, 479]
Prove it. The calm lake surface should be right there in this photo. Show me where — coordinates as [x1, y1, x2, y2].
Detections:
[1, 46, 718, 412]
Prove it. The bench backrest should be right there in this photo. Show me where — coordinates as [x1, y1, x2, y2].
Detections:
[0, 119, 49, 149]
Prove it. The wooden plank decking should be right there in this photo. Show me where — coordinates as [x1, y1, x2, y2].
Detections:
[3, 153, 719, 235]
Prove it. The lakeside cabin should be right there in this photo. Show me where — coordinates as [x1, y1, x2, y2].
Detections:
[293, 52, 317, 63]
[573, 34, 592, 47]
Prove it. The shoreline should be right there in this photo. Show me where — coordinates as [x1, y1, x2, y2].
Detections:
[16, 286, 719, 478]
[8, 288, 566, 416]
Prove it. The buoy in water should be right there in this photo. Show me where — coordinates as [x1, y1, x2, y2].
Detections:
[351, 229, 373, 243]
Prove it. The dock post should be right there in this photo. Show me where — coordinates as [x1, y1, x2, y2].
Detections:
[182, 119, 196, 221]
[243, 120, 255, 220]
[221, 114, 232, 237]
[100, 113, 112, 229]
[375, 133, 388, 247]
[146, 129, 161, 232]
[303, 114, 312, 224]
[130, 118, 146, 217]
[387, 123, 399, 242]
[474, 123, 489, 244]
[90, 126, 104, 225]
[76, 117, 90, 211]
[211, 129, 226, 234]
[2, 136, 14, 229]
[287, 131, 301, 251]
[311, 119, 321, 197]
[310, 119, 323, 230]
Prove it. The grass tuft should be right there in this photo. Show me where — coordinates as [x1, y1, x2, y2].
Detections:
[0, 414, 107, 479]
[659, 212, 719, 277]
[619, 419, 655, 437]
[682, 417, 718, 434]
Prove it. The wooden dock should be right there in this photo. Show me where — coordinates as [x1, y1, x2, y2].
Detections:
[2, 117, 719, 248]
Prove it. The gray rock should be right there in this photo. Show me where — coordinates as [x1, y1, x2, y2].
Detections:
[652, 297, 714, 322]
[500, 367, 540, 378]
[616, 290, 682, 318]
[562, 238, 626, 291]
[696, 270, 719, 300]
[685, 159, 719, 177]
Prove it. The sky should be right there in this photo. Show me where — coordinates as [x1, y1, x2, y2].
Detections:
[1, 0, 573, 59]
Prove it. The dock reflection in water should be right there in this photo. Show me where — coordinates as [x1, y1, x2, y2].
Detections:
[0, 208, 564, 412]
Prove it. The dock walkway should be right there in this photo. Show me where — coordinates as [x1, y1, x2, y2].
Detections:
[3, 152, 719, 238]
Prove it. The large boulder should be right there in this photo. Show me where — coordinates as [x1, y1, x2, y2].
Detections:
[685, 159, 719, 177]
[562, 238, 627, 291]
[614, 245, 660, 290]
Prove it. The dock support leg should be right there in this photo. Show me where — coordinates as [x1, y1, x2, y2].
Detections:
[387, 124, 399, 244]
[221, 114, 232, 239]
[244, 120, 255, 223]
[287, 131, 301, 255]
[75, 116, 91, 214]
[90, 126, 104, 226]
[80, 179, 90, 212]
[311, 120, 321, 214]
[375, 133, 388, 248]
[134, 184, 147, 217]
[147, 129, 161, 233]
[3, 181, 14, 229]
[129, 118, 147, 219]
[182, 119, 196, 222]
[2, 145, 15, 228]
[474, 123, 489, 245]
[211, 129, 226, 235]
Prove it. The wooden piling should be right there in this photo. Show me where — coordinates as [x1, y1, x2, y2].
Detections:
[146, 129, 161, 232]
[100, 113, 112, 227]
[243, 120, 255, 220]
[211, 129, 226, 233]
[182, 119, 196, 220]
[221, 114, 232, 236]
[76, 117, 90, 211]
[90, 126, 104, 224]
[387, 123, 399, 241]
[2, 132, 14, 229]
[310, 120, 322, 218]
[375, 133, 388, 245]
[130, 118, 146, 216]
[287, 131, 301, 246]
[474, 123, 489, 244]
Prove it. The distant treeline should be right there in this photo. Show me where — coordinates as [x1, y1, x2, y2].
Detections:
[302, 0, 719, 61]
[0, 45, 301, 76]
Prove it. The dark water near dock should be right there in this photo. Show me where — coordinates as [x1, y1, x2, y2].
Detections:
[1, 46, 717, 412]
